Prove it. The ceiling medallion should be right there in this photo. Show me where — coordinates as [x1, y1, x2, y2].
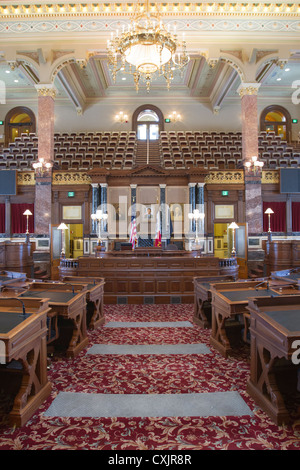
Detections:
[106, 0, 190, 92]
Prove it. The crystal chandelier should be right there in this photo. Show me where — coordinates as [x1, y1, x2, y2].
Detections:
[107, 0, 189, 92]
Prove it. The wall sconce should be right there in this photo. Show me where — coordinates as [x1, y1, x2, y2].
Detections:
[188, 208, 205, 244]
[228, 221, 239, 256]
[23, 209, 32, 243]
[32, 158, 53, 177]
[244, 156, 264, 175]
[168, 111, 181, 122]
[57, 222, 68, 257]
[115, 111, 128, 123]
[264, 207, 274, 241]
[91, 209, 108, 245]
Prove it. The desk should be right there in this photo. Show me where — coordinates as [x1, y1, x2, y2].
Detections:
[193, 275, 236, 328]
[19, 282, 88, 358]
[247, 295, 300, 425]
[61, 276, 105, 329]
[271, 268, 300, 289]
[210, 281, 280, 358]
[0, 297, 51, 427]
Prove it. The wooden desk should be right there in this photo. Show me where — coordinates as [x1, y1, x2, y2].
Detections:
[59, 254, 238, 304]
[271, 268, 300, 290]
[19, 282, 88, 358]
[210, 280, 280, 358]
[61, 276, 105, 329]
[193, 275, 236, 328]
[247, 295, 300, 425]
[0, 297, 51, 427]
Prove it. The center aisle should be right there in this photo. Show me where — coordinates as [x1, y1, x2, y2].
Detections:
[1, 303, 300, 450]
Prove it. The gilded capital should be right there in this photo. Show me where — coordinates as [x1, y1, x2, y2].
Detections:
[237, 82, 261, 97]
[35, 84, 57, 98]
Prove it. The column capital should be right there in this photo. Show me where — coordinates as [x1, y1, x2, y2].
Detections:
[159, 184, 166, 188]
[91, 183, 99, 188]
[130, 184, 137, 189]
[35, 83, 57, 98]
[237, 82, 260, 97]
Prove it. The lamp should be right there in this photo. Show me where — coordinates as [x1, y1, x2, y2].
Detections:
[23, 209, 32, 243]
[57, 222, 68, 257]
[91, 209, 108, 246]
[107, 0, 189, 92]
[228, 221, 239, 257]
[264, 207, 274, 241]
[168, 111, 181, 122]
[115, 111, 128, 123]
[244, 156, 264, 175]
[32, 158, 53, 177]
[188, 209, 205, 244]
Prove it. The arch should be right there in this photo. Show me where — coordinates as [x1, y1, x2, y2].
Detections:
[4, 106, 36, 146]
[132, 104, 164, 136]
[260, 105, 291, 142]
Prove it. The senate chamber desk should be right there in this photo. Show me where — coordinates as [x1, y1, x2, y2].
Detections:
[0, 297, 51, 427]
[18, 282, 88, 358]
[247, 295, 300, 425]
[210, 280, 282, 358]
[210, 279, 300, 358]
[61, 276, 105, 329]
[193, 275, 237, 328]
[0, 271, 27, 288]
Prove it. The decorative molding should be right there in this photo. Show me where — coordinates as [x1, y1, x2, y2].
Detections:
[1, 18, 300, 35]
[205, 171, 244, 184]
[35, 84, 57, 98]
[17, 172, 35, 185]
[261, 170, 279, 184]
[52, 171, 91, 185]
[237, 82, 261, 96]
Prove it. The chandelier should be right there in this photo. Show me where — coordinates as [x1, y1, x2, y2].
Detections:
[107, 0, 189, 92]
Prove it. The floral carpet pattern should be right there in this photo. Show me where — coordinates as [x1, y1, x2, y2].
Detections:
[1, 303, 300, 450]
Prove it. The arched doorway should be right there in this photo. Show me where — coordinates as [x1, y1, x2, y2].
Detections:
[5, 107, 36, 146]
[260, 105, 291, 142]
[132, 105, 164, 141]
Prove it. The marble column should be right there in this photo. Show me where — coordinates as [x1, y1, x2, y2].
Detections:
[130, 184, 137, 219]
[238, 83, 263, 235]
[188, 183, 196, 232]
[100, 183, 108, 234]
[34, 84, 56, 236]
[197, 183, 205, 235]
[159, 184, 167, 238]
[91, 183, 100, 233]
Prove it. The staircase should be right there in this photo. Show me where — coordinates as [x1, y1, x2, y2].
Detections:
[135, 140, 161, 166]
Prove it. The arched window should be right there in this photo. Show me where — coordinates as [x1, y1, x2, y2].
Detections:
[5, 106, 36, 146]
[260, 105, 291, 142]
[132, 105, 164, 140]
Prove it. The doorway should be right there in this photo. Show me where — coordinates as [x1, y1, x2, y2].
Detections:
[214, 222, 248, 278]
[5, 106, 36, 145]
[260, 105, 291, 142]
[132, 104, 164, 140]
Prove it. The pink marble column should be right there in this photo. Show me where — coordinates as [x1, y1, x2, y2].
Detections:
[238, 83, 262, 235]
[34, 84, 56, 236]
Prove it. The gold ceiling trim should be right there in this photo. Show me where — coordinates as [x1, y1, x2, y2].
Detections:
[1, 3, 300, 19]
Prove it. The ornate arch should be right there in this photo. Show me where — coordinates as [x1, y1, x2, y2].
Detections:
[260, 105, 292, 142]
[4, 106, 36, 146]
[132, 104, 164, 133]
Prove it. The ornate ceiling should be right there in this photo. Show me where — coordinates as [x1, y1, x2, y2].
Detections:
[0, 1, 299, 114]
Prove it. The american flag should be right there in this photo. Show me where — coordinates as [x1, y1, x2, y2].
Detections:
[130, 217, 137, 249]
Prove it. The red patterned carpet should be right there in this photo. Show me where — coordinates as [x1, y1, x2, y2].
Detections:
[1, 304, 300, 450]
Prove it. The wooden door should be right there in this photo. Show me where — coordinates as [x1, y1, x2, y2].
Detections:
[50, 224, 62, 280]
[234, 222, 248, 279]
